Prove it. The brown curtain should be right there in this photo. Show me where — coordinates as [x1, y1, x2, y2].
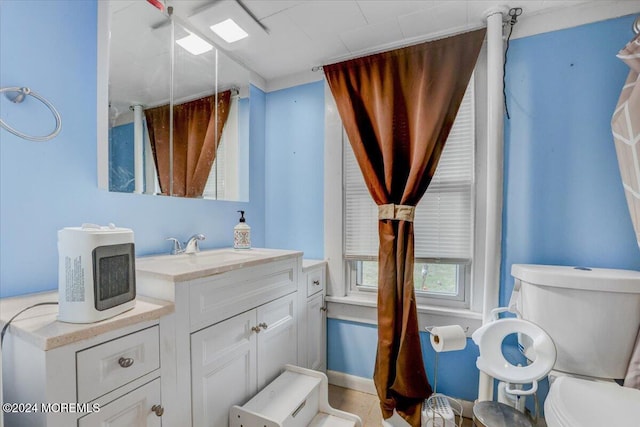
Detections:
[144, 90, 232, 197]
[324, 29, 485, 426]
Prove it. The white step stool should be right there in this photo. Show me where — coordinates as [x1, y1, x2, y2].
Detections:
[230, 365, 363, 427]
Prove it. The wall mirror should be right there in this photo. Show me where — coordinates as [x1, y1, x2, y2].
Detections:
[98, 0, 250, 201]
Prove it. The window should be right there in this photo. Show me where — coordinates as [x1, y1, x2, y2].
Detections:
[344, 78, 475, 308]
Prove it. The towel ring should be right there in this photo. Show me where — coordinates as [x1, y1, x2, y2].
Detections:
[0, 87, 62, 142]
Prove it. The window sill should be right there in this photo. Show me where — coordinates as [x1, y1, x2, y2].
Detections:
[325, 295, 483, 334]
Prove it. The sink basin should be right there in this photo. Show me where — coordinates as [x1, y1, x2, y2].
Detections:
[135, 248, 298, 282]
[173, 250, 256, 266]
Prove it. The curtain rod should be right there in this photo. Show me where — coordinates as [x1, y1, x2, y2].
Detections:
[312, 23, 487, 72]
[139, 87, 240, 110]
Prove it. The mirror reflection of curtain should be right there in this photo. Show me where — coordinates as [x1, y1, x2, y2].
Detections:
[613, 33, 640, 390]
[324, 29, 485, 427]
[144, 90, 232, 197]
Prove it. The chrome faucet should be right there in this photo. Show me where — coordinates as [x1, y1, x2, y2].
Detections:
[184, 234, 206, 254]
[166, 237, 184, 255]
[166, 234, 206, 255]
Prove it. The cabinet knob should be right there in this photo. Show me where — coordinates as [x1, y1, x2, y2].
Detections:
[151, 404, 164, 417]
[118, 357, 134, 368]
[258, 322, 268, 330]
[313, 280, 320, 286]
[251, 325, 261, 334]
[320, 306, 327, 312]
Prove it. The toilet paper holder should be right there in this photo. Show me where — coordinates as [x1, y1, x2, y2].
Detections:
[425, 326, 469, 333]
[424, 325, 469, 393]
[421, 325, 468, 427]
[424, 325, 469, 336]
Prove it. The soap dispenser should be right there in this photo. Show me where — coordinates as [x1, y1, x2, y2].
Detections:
[234, 210, 251, 249]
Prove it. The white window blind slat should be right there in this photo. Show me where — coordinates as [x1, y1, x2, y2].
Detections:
[203, 95, 239, 199]
[344, 78, 474, 260]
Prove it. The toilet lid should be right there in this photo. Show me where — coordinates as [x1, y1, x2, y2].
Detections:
[472, 318, 556, 383]
[545, 376, 640, 426]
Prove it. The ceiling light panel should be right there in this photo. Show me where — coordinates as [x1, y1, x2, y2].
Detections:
[176, 33, 214, 55]
[210, 18, 249, 43]
[187, 0, 268, 50]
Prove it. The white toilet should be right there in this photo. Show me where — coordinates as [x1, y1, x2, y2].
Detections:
[511, 264, 640, 426]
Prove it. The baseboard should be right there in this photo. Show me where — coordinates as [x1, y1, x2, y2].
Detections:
[327, 370, 377, 395]
[327, 370, 476, 419]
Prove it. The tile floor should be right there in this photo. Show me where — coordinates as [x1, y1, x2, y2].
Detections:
[328, 385, 474, 427]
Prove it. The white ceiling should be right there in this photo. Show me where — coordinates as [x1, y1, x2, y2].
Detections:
[166, 0, 595, 81]
[108, 0, 636, 110]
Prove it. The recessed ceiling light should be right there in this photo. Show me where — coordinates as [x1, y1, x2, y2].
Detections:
[210, 18, 248, 43]
[176, 33, 213, 55]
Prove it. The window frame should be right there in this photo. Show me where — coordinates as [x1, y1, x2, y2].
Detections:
[323, 47, 488, 322]
[346, 258, 472, 309]
[340, 75, 476, 310]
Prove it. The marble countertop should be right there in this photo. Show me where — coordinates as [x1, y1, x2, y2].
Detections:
[0, 291, 174, 351]
[136, 247, 303, 282]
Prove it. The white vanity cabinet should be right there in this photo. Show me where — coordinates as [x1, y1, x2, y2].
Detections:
[300, 260, 327, 372]
[136, 248, 303, 427]
[191, 293, 297, 427]
[78, 377, 162, 427]
[0, 293, 173, 427]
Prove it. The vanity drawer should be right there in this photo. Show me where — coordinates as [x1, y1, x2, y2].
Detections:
[78, 378, 161, 426]
[306, 268, 325, 297]
[189, 258, 298, 331]
[76, 326, 160, 403]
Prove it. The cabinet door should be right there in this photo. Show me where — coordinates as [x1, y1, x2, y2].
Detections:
[306, 293, 326, 372]
[78, 378, 161, 427]
[256, 293, 297, 389]
[191, 310, 258, 427]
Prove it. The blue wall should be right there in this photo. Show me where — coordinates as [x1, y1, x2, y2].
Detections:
[0, 0, 266, 298]
[328, 319, 481, 401]
[501, 14, 640, 305]
[264, 82, 325, 259]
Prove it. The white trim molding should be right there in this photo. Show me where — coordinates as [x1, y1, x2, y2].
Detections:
[96, 0, 110, 190]
[326, 297, 483, 335]
[512, 1, 640, 41]
[327, 370, 377, 395]
[324, 82, 345, 298]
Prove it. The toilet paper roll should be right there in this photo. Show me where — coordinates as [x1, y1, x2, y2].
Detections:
[430, 325, 467, 353]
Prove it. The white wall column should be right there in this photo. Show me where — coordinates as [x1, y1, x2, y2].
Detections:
[478, 6, 507, 402]
[132, 105, 144, 194]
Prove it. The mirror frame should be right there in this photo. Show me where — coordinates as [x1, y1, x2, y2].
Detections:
[96, 2, 251, 200]
[97, 0, 110, 190]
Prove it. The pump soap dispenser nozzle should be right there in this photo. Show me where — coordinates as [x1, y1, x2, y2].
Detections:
[234, 210, 251, 249]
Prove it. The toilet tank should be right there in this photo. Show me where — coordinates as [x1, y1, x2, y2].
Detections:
[511, 264, 640, 380]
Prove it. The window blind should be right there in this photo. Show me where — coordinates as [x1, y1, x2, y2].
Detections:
[344, 78, 474, 260]
[203, 96, 239, 199]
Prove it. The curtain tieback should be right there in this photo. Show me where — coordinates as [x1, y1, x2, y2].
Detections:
[378, 204, 415, 222]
